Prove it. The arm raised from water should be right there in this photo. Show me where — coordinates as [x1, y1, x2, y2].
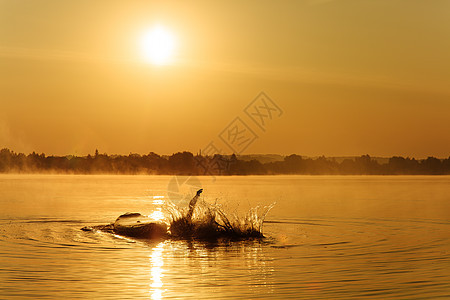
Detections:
[186, 189, 203, 221]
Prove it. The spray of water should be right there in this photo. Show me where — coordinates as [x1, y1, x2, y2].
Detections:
[165, 197, 275, 240]
[82, 190, 275, 241]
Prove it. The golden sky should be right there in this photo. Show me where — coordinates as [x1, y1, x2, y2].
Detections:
[1, 0, 449, 157]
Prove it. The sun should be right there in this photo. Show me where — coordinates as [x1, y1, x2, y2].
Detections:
[140, 25, 176, 65]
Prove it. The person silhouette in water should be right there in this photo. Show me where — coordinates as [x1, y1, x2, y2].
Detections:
[186, 189, 202, 221]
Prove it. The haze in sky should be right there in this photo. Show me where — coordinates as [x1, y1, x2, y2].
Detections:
[1, 0, 449, 157]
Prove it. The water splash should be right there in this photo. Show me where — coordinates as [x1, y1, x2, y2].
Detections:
[82, 197, 275, 241]
[165, 198, 276, 240]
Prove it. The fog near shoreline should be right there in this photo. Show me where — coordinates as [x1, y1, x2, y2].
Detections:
[1, 148, 449, 175]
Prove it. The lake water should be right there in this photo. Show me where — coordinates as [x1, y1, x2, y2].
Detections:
[0, 175, 449, 299]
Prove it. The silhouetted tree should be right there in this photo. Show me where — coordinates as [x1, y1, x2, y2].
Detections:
[168, 152, 195, 174]
[0, 148, 448, 175]
[421, 156, 443, 174]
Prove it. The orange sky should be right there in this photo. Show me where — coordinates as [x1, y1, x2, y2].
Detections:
[1, 0, 449, 157]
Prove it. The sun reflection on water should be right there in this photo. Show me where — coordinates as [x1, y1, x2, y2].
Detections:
[152, 195, 165, 205]
[150, 196, 165, 222]
[150, 242, 165, 300]
[149, 210, 165, 222]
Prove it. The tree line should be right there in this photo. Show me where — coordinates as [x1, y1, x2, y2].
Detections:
[0, 148, 449, 175]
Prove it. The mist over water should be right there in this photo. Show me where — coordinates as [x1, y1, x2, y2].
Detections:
[0, 175, 449, 299]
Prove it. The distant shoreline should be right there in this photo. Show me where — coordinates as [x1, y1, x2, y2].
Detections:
[1, 148, 449, 175]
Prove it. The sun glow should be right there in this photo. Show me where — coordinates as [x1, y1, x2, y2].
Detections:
[140, 25, 176, 65]
[150, 242, 165, 300]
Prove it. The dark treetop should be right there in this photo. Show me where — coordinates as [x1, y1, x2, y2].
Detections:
[1, 148, 449, 175]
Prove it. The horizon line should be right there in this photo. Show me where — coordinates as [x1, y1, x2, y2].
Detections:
[1, 148, 448, 160]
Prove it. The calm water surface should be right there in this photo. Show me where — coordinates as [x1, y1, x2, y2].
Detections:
[0, 175, 449, 299]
